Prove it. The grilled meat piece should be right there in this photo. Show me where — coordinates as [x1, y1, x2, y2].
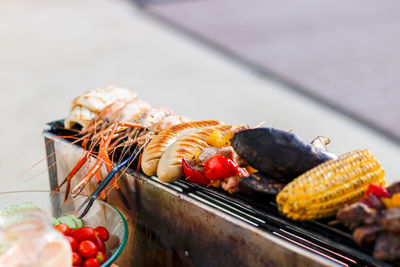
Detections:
[337, 202, 378, 230]
[186, 146, 249, 193]
[188, 147, 218, 172]
[387, 181, 400, 195]
[187, 146, 246, 171]
[216, 146, 248, 167]
[377, 207, 400, 232]
[231, 128, 335, 181]
[373, 233, 400, 261]
[221, 168, 249, 194]
[239, 172, 285, 198]
[353, 225, 382, 246]
[361, 193, 385, 210]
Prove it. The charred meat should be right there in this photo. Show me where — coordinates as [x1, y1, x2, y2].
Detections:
[336, 202, 378, 230]
[377, 207, 400, 232]
[353, 225, 383, 246]
[373, 233, 400, 261]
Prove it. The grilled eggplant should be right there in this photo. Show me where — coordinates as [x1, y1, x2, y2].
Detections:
[231, 128, 335, 181]
[238, 172, 285, 198]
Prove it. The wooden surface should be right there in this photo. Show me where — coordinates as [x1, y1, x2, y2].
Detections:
[143, 0, 400, 141]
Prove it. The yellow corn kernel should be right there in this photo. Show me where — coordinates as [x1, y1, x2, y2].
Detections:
[276, 149, 386, 220]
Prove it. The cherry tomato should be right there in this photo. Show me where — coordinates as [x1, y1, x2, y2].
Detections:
[94, 235, 106, 253]
[55, 224, 70, 235]
[365, 184, 391, 198]
[72, 252, 82, 266]
[65, 235, 78, 251]
[204, 155, 240, 181]
[95, 251, 107, 264]
[78, 240, 98, 258]
[95, 226, 109, 241]
[70, 227, 96, 243]
[182, 158, 209, 185]
[82, 258, 101, 267]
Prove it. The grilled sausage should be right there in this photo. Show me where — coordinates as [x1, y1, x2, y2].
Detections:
[141, 120, 222, 176]
[157, 124, 233, 183]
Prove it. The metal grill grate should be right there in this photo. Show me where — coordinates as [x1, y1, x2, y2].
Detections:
[155, 178, 389, 267]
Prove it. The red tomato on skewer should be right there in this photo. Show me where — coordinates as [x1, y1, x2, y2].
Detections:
[204, 155, 241, 181]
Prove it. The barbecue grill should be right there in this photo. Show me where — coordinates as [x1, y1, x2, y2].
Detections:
[43, 121, 391, 267]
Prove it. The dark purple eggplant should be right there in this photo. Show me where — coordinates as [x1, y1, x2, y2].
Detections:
[238, 172, 285, 198]
[231, 128, 335, 181]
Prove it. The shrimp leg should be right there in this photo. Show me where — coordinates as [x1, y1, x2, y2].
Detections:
[71, 121, 145, 197]
[52, 139, 91, 201]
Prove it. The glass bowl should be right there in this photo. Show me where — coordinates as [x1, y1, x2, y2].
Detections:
[0, 190, 128, 267]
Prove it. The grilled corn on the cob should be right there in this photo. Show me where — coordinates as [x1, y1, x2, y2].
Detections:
[276, 149, 386, 220]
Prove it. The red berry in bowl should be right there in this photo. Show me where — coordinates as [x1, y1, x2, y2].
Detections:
[65, 236, 78, 251]
[72, 252, 82, 266]
[55, 224, 70, 235]
[94, 236, 106, 253]
[70, 227, 96, 243]
[95, 251, 107, 264]
[78, 240, 98, 258]
[82, 258, 100, 267]
[95, 226, 109, 241]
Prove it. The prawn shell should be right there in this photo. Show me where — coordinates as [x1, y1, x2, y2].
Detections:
[141, 120, 222, 177]
[238, 172, 285, 197]
[231, 128, 335, 181]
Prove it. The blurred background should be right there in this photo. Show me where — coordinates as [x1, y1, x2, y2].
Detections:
[1, 0, 400, 191]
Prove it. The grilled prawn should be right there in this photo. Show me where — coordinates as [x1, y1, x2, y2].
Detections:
[56, 87, 192, 206]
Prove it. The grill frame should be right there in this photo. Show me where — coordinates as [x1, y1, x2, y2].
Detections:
[43, 121, 391, 267]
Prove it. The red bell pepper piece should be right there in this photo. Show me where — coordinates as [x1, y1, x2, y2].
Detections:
[204, 155, 241, 181]
[365, 184, 391, 198]
[182, 158, 209, 185]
